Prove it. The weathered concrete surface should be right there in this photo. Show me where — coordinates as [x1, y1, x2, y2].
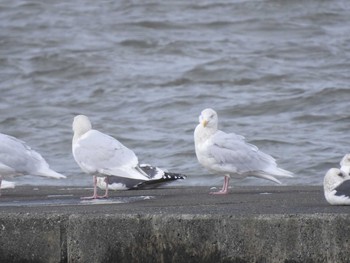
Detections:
[0, 185, 350, 263]
[67, 213, 350, 263]
[0, 213, 67, 263]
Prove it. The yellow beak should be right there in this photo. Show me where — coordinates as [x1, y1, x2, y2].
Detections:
[202, 119, 208, 127]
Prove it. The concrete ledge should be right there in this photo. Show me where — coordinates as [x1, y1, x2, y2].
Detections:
[0, 186, 350, 262]
[0, 213, 67, 263]
[67, 213, 350, 263]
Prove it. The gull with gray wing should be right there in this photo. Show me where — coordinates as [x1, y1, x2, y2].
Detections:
[72, 115, 186, 199]
[194, 108, 293, 195]
[324, 167, 350, 205]
[0, 133, 66, 196]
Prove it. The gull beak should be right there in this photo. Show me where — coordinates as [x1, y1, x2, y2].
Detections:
[202, 119, 208, 127]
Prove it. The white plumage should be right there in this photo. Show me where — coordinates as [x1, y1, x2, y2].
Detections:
[194, 108, 293, 194]
[324, 167, 350, 205]
[0, 133, 66, 194]
[72, 115, 185, 199]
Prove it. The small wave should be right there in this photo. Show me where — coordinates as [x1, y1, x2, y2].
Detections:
[334, 115, 350, 122]
[312, 87, 350, 98]
[183, 66, 238, 83]
[159, 78, 192, 87]
[0, 117, 17, 125]
[187, 2, 236, 11]
[124, 21, 184, 30]
[194, 20, 235, 28]
[292, 114, 331, 122]
[119, 39, 159, 49]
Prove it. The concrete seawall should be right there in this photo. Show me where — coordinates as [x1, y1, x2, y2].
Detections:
[0, 186, 350, 262]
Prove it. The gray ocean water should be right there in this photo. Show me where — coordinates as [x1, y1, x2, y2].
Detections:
[1, 0, 350, 187]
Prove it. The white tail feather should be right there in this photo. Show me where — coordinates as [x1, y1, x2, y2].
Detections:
[37, 168, 66, 179]
[251, 166, 293, 184]
[271, 167, 294, 178]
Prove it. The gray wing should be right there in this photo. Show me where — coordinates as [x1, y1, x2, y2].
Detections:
[207, 131, 276, 174]
[138, 164, 164, 180]
[334, 180, 350, 198]
[73, 130, 139, 175]
[0, 133, 46, 174]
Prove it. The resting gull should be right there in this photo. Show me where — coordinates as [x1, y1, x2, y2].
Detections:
[72, 115, 186, 199]
[0, 133, 66, 195]
[194, 108, 293, 195]
[324, 167, 350, 205]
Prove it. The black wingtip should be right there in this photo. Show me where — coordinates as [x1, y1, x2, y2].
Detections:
[162, 172, 187, 180]
[131, 172, 187, 190]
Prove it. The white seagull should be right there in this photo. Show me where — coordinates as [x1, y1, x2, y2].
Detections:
[324, 167, 350, 205]
[0, 133, 66, 195]
[194, 108, 293, 195]
[72, 115, 186, 199]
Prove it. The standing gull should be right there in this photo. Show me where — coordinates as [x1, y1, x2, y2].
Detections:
[0, 133, 66, 195]
[324, 168, 350, 205]
[72, 115, 186, 199]
[194, 108, 293, 195]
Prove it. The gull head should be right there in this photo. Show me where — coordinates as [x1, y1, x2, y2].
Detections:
[199, 108, 218, 129]
[340, 154, 350, 166]
[72, 115, 92, 136]
[324, 168, 347, 192]
[340, 154, 350, 176]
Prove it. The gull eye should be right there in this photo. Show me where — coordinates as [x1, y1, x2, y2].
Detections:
[338, 172, 344, 177]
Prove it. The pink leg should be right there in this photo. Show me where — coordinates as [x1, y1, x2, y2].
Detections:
[210, 175, 230, 195]
[81, 176, 108, 200]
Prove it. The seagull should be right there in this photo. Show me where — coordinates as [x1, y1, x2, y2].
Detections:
[194, 108, 293, 195]
[324, 167, 350, 205]
[0, 133, 66, 195]
[72, 115, 186, 199]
